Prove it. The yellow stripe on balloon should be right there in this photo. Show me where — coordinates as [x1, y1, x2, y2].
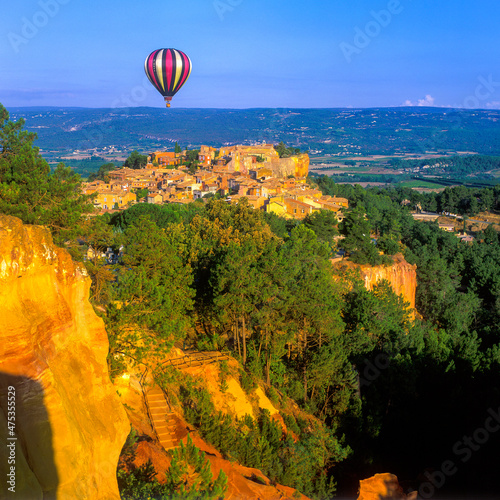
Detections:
[156, 49, 165, 93]
[173, 49, 183, 90]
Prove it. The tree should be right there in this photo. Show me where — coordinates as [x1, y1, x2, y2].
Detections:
[118, 433, 227, 500]
[340, 206, 383, 265]
[134, 187, 148, 201]
[87, 162, 116, 182]
[275, 141, 288, 158]
[106, 217, 194, 374]
[80, 215, 116, 303]
[377, 234, 400, 255]
[281, 225, 345, 404]
[174, 142, 182, 154]
[123, 150, 147, 169]
[211, 239, 261, 365]
[303, 210, 339, 249]
[184, 149, 200, 174]
[275, 141, 301, 158]
[0, 104, 93, 239]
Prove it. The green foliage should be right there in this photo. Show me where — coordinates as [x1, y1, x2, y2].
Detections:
[391, 154, 500, 178]
[87, 162, 116, 182]
[165, 435, 228, 500]
[118, 434, 227, 500]
[0, 104, 93, 240]
[340, 206, 384, 265]
[179, 375, 347, 499]
[111, 201, 202, 231]
[376, 234, 400, 255]
[303, 209, 338, 250]
[275, 141, 301, 158]
[106, 217, 194, 374]
[134, 187, 148, 201]
[123, 150, 147, 169]
[183, 149, 200, 173]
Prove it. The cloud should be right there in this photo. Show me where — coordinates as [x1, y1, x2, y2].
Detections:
[402, 94, 436, 107]
[486, 101, 500, 109]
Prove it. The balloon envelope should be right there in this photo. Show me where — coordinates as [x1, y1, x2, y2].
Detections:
[144, 48, 192, 107]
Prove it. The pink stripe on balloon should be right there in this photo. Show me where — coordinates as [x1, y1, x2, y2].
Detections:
[166, 49, 173, 91]
[148, 50, 161, 90]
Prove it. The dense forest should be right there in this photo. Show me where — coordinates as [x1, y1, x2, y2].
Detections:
[2, 105, 500, 499]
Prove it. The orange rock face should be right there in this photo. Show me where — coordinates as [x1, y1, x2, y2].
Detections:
[0, 215, 129, 499]
[118, 362, 307, 500]
[357, 473, 417, 499]
[269, 153, 310, 178]
[333, 253, 417, 311]
[124, 406, 310, 500]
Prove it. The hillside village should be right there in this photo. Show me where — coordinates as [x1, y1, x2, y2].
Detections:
[81, 144, 349, 220]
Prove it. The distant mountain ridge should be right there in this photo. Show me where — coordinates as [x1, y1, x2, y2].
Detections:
[8, 106, 500, 157]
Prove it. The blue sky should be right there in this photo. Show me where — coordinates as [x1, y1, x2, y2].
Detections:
[1, 0, 500, 109]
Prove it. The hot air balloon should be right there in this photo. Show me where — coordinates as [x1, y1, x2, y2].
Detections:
[144, 48, 192, 107]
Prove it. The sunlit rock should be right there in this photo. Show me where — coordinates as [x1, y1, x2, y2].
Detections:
[0, 215, 129, 499]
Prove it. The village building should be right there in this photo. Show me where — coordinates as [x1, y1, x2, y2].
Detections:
[81, 144, 349, 221]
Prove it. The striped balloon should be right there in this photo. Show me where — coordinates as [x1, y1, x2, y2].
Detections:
[144, 48, 192, 107]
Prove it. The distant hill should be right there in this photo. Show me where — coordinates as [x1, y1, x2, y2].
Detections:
[8, 106, 500, 157]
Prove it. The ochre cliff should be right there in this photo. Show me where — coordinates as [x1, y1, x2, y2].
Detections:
[332, 253, 417, 311]
[0, 215, 129, 499]
[269, 153, 310, 178]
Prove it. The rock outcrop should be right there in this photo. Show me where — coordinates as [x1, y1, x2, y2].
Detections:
[0, 215, 129, 499]
[357, 473, 417, 500]
[333, 253, 417, 311]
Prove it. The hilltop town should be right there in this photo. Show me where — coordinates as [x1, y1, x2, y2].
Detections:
[81, 144, 349, 220]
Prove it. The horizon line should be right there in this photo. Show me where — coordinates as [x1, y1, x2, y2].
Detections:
[6, 105, 500, 112]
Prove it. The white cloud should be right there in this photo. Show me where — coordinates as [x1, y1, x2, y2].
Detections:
[402, 94, 436, 107]
[417, 94, 435, 106]
[486, 101, 500, 109]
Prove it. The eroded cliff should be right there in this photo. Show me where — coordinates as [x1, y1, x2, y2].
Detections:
[115, 352, 308, 500]
[332, 253, 417, 311]
[0, 215, 129, 499]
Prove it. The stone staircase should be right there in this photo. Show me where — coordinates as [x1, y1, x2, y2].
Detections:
[145, 386, 177, 451]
